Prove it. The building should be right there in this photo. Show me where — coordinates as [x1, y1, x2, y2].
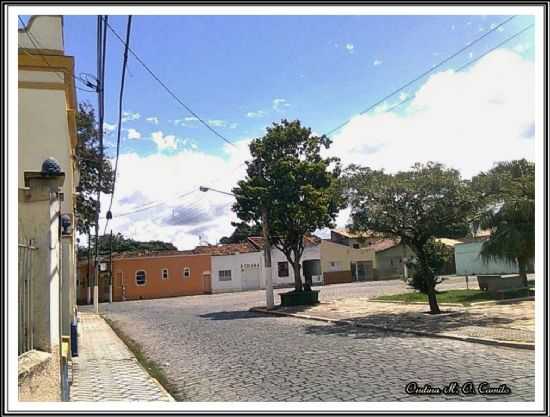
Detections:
[18, 16, 79, 401]
[320, 239, 375, 284]
[78, 248, 213, 302]
[248, 236, 323, 288]
[210, 243, 264, 293]
[454, 238, 520, 276]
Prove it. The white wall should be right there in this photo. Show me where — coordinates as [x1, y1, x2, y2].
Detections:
[211, 252, 263, 293]
[455, 240, 519, 275]
[271, 245, 321, 287]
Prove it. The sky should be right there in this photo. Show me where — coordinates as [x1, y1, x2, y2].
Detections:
[20, 14, 536, 249]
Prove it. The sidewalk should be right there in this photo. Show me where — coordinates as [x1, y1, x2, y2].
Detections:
[252, 297, 534, 350]
[70, 310, 173, 402]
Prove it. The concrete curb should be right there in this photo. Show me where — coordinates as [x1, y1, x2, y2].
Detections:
[250, 307, 534, 351]
[368, 299, 465, 307]
[469, 296, 535, 306]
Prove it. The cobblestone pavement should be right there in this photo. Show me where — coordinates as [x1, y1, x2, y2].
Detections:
[70, 311, 173, 401]
[100, 284, 535, 402]
[278, 298, 534, 343]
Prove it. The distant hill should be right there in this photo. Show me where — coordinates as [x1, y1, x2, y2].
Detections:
[78, 233, 177, 259]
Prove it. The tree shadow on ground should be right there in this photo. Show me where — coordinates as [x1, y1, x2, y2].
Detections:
[199, 310, 286, 320]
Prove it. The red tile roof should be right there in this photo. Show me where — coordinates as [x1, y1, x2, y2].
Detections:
[366, 238, 401, 253]
[247, 235, 321, 250]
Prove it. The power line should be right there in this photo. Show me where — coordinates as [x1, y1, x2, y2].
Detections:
[104, 15, 133, 235]
[104, 18, 237, 148]
[324, 15, 517, 137]
[383, 23, 534, 115]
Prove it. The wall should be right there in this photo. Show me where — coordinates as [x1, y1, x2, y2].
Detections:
[455, 240, 519, 275]
[374, 243, 415, 280]
[110, 254, 212, 301]
[270, 245, 321, 287]
[211, 252, 263, 293]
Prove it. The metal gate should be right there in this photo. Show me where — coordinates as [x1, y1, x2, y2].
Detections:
[19, 240, 37, 355]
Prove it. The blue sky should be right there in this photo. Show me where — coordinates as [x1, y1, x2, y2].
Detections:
[20, 14, 536, 248]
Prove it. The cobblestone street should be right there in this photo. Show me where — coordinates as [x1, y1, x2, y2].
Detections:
[100, 282, 535, 402]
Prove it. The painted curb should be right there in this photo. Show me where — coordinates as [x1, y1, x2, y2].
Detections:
[250, 307, 534, 351]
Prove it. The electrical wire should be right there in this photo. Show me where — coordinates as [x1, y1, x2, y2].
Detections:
[324, 15, 517, 137]
[104, 18, 237, 148]
[104, 15, 133, 235]
[383, 23, 534, 115]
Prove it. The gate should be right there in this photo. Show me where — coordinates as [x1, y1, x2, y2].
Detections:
[18, 240, 37, 355]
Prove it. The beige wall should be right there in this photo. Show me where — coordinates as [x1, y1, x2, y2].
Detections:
[321, 240, 375, 273]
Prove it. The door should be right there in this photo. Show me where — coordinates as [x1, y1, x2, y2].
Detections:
[357, 262, 368, 281]
[203, 272, 212, 294]
[242, 265, 261, 290]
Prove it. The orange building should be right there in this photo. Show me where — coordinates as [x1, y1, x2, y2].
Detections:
[77, 243, 260, 303]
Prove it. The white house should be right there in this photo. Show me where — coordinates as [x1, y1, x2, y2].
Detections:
[455, 239, 519, 276]
[210, 243, 264, 293]
[249, 236, 323, 288]
[210, 237, 323, 293]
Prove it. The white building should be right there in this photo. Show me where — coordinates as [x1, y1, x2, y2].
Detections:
[210, 237, 323, 294]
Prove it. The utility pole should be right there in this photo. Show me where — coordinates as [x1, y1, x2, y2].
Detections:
[261, 207, 274, 309]
[199, 186, 275, 309]
[109, 230, 113, 303]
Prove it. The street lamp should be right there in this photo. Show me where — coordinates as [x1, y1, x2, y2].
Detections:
[199, 186, 274, 309]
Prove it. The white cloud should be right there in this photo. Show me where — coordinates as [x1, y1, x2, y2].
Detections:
[345, 43, 354, 54]
[146, 116, 159, 125]
[97, 140, 251, 250]
[399, 92, 408, 101]
[151, 131, 178, 151]
[127, 128, 141, 140]
[272, 98, 290, 112]
[122, 111, 141, 123]
[246, 110, 266, 118]
[373, 59, 383, 66]
[327, 49, 534, 179]
[208, 119, 227, 127]
[103, 122, 116, 134]
[513, 43, 530, 53]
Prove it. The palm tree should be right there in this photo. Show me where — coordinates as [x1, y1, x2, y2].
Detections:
[479, 199, 535, 286]
[473, 159, 535, 287]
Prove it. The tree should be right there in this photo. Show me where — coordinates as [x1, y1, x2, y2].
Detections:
[77, 233, 177, 259]
[346, 162, 475, 314]
[219, 221, 263, 244]
[232, 119, 346, 292]
[75, 102, 114, 235]
[471, 159, 535, 286]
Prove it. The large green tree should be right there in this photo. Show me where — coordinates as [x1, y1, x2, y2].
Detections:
[232, 120, 346, 292]
[471, 159, 535, 286]
[219, 221, 263, 244]
[75, 102, 114, 235]
[77, 233, 177, 259]
[346, 162, 476, 314]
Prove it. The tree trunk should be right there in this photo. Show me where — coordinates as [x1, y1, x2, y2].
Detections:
[426, 287, 441, 314]
[292, 260, 303, 292]
[518, 257, 528, 287]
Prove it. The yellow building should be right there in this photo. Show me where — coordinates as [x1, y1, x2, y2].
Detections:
[18, 16, 78, 401]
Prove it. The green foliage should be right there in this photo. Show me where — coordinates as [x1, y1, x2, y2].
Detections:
[232, 119, 346, 291]
[471, 159, 535, 283]
[219, 221, 263, 244]
[407, 239, 452, 293]
[346, 162, 476, 313]
[77, 233, 176, 259]
[75, 102, 115, 234]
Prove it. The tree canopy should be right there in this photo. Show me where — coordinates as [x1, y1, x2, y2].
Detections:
[219, 221, 263, 244]
[232, 119, 346, 291]
[471, 159, 535, 285]
[78, 233, 177, 259]
[346, 162, 476, 313]
[75, 103, 114, 235]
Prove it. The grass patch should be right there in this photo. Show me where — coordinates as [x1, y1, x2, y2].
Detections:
[375, 288, 533, 306]
[102, 316, 182, 401]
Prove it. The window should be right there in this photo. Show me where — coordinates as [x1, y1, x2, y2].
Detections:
[182, 267, 191, 278]
[135, 270, 146, 286]
[161, 268, 169, 280]
[278, 261, 289, 277]
[219, 270, 232, 281]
